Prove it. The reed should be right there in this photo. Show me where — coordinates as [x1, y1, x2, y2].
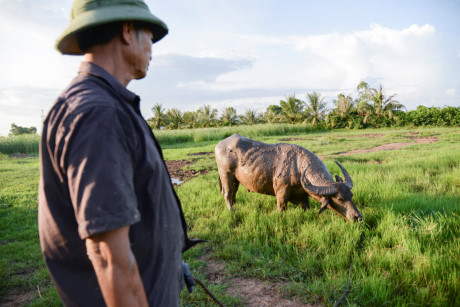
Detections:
[0, 134, 40, 155]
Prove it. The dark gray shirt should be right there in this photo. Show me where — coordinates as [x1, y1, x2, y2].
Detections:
[39, 62, 186, 306]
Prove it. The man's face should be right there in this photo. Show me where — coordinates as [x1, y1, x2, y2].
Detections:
[130, 28, 153, 80]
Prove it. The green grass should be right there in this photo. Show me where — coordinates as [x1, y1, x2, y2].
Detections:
[0, 127, 459, 306]
[0, 153, 60, 304]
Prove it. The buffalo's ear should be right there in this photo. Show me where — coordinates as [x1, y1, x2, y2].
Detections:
[335, 175, 343, 182]
[318, 199, 329, 214]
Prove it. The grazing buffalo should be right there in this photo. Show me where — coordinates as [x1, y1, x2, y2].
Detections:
[215, 134, 362, 221]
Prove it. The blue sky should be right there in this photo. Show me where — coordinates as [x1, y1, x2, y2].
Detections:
[0, 0, 459, 136]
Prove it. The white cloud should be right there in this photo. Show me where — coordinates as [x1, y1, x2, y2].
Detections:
[134, 22, 459, 119]
[164, 23, 442, 101]
[0, 87, 59, 136]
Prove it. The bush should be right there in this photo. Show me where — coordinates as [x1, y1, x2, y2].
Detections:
[9, 123, 37, 136]
[403, 106, 460, 127]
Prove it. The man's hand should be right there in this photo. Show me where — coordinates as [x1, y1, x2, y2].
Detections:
[86, 226, 148, 307]
[182, 261, 195, 293]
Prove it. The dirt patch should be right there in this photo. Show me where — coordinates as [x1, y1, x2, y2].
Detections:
[197, 254, 320, 307]
[1, 290, 36, 306]
[339, 137, 437, 156]
[337, 133, 384, 138]
[188, 152, 213, 156]
[280, 138, 307, 142]
[9, 153, 33, 158]
[165, 159, 207, 184]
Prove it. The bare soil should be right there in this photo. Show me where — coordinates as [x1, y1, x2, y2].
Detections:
[188, 151, 214, 156]
[1, 291, 36, 307]
[165, 159, 208, 184]
[198, 254, 320, 307]
[337, 133, 384, 138]
[338, 137, 438, 156]
[280, 137, 310, 142]
[9, 153, 33, 158]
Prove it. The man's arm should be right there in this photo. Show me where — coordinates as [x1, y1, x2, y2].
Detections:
[86, 226, 148, 307]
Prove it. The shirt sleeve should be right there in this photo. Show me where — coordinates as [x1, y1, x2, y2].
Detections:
[63, 105, 141, 239]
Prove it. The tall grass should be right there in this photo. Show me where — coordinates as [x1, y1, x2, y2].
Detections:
[0, 124, 320, 154]
[154, 123, 323, 145]
[0, 134, 40, 155]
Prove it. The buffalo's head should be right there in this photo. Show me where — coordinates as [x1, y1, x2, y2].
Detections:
[301, 161, 362, 221]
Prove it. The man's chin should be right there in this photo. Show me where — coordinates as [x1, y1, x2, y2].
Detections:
[134, 72, 147, 80]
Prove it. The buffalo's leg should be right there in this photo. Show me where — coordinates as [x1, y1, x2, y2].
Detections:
[219, 172, 239, 210]
[300, 197, 310, 210]
[276, 189, 288, 211]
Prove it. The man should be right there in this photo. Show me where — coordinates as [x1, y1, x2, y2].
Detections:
[39, 0, 197, 305]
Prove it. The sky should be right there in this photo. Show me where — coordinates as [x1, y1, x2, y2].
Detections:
[0, 0, 459, 136]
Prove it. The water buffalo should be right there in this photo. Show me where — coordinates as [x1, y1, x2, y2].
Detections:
[215, 134, 362, 221]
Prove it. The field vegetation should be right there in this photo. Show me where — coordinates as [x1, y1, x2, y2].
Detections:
[146, 81, 460, 131]
[0, 126, 459, 306]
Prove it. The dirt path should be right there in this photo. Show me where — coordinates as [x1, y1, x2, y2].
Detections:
[338, 137, 437, 156]
[198, 254, 320, 307]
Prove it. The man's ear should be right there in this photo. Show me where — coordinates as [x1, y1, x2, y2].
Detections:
[121, 21, 135, 45]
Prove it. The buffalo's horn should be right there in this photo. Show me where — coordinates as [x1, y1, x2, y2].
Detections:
[301, 168, 337, 196]
[335, 161, 353, 189]
[319, 199, 329, 214]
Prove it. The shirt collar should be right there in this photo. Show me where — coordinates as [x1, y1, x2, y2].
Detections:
[78, 62, 140, 111]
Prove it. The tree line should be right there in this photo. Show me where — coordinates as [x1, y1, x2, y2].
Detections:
[8, 123, 37, 136]
[147, 81, 459, 130]
[7, 80, 459, 137]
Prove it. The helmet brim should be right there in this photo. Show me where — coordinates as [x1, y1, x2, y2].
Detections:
[56, 4, 168, 55]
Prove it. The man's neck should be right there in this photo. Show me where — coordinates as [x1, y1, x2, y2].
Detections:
[84, 44, 133, 87]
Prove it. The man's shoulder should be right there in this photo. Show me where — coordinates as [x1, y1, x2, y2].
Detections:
[62, 74, 119, 110]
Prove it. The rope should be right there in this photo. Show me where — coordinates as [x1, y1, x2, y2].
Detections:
[333, 221, 366, 307]
[192, 276, 225, 307]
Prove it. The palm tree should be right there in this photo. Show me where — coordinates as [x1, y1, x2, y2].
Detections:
[220, 107, 239, 126]
[165, 108, 184, 129]
[369, 85, 405, 120]
[183, 111, 199, 129]
[198, 105, 218, 128]
[358, 84, 405, 125]
[334, 94, 354, 117]
[150, 103, 165, 129]
[304, 92, 328, 126]
[280, 94, 304, 124]
[264, 105, 282, 123]
[326, 93, 355, 129]
[240, 109, 259, 125]
[356, 81, 371, 105]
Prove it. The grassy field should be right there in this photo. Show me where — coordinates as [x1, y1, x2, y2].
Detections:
[0, 126, 459, 306]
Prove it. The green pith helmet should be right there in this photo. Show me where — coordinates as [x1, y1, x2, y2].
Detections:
[56, 0, 168, 55]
